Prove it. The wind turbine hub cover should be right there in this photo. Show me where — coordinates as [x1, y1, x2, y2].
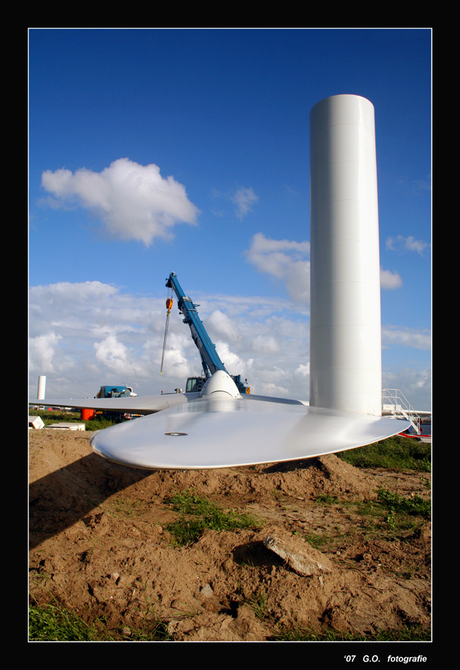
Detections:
[201, 370, 241, 398]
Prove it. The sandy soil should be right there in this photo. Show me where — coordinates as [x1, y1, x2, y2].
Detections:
[28, 428, 431, 642]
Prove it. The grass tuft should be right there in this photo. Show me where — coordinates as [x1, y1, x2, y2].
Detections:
[29, 599, 171, 641]
[337, 436, 431, 472]
[166, 489, 260, 546]
[273, 624, 431, 642]
[29, 601, 106, 641]
[377, 487, 431, 519]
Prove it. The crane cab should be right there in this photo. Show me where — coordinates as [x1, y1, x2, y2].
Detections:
[185, 376, 206, 393]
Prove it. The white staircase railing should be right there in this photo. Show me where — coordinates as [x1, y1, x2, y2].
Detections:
[382, 388, 421, 434]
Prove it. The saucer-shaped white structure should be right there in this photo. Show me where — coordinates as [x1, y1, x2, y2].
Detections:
[90, 372, 408, 470]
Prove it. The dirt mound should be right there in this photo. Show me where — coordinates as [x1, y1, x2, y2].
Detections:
[28, 428, 431, 641]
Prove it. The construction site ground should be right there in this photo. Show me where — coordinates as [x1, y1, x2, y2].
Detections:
[28, 427, 432, 645]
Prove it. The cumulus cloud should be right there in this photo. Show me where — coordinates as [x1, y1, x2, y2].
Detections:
[380, 267, 403, 289]
[386, 235, 430, 256]
[212, 341, 245, 373]
[29, 280, 431, 409]
[29, 332, 63, 372]
[30, 281, 119, 309]
[206, 309, 240, 342]
[382, 367, 431, 410]
[247, 234, 404, 295]
[245, 232, 310, 304]
[231, 187, 258, 219]
[28, 280, 311, 399]
[295, 363, 309, 377]
[212, 186, 258, 219]
[41, 158, 200, 246]
[382, 325, 431, 350]
[94, 334, 138, 376]
[251, 334, 280, 355]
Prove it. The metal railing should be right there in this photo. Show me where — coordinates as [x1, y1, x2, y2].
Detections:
[382, 388, 421, 434]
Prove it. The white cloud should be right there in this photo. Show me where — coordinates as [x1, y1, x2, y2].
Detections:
[40, 158, 200, 246]
[295, 363, 309, 377]
[212, 341, 245, 373]
[206, 309, 240, 342]
[29, 332, 63, 372]
[247, 234, 404, 296]
[28, 280, 311, 400]
[245, 233, 310, 304]
[29, 282, 167, 397]
[382, 325, 431, 350]
[29, 280, 431, 409]
[386, 235, 430, 256]
[251, 334, 280, 355]
[93, 334, 143, 377]
[212, 186, 258, 219]
[380, 267, 403, 289]
[30, 280, 119, 309]
[231, 187, 258, 219]
[247, 232, 310, 263]
[382, 367, 431, 411]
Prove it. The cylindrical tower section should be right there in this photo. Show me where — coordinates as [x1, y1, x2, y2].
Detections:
[309, 94, 382, 416]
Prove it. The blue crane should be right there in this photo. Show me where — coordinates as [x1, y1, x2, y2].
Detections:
[161, 272, 250, 394]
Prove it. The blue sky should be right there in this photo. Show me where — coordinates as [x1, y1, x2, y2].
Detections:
[28, 28, 432, 409]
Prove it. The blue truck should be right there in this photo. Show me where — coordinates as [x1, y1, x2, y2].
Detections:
[96, 385, 136, 398]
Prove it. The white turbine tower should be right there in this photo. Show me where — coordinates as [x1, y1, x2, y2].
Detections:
[309, 94, 382, 417]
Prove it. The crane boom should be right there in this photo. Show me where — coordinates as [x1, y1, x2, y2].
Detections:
[166, 272, 226, 378]
[165, 272, 249, 394]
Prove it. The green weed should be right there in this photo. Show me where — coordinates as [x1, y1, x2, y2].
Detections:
[273, 624, 430, 641]
[377, 487, 431, 519]
[29, 599, 171, 641]
[354, 487, 430, 538]
[310, 486, 430, 539]
[166, 489, 260, 546]
[303, 531, 343, 550]
[337, 436, 431, 472]
[109, 495, 146, 519]
[249, 590, 269, 620]
[315, 493, 341, 505]
[29, 601, 111, 641]
[29, 409, 119, 431]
